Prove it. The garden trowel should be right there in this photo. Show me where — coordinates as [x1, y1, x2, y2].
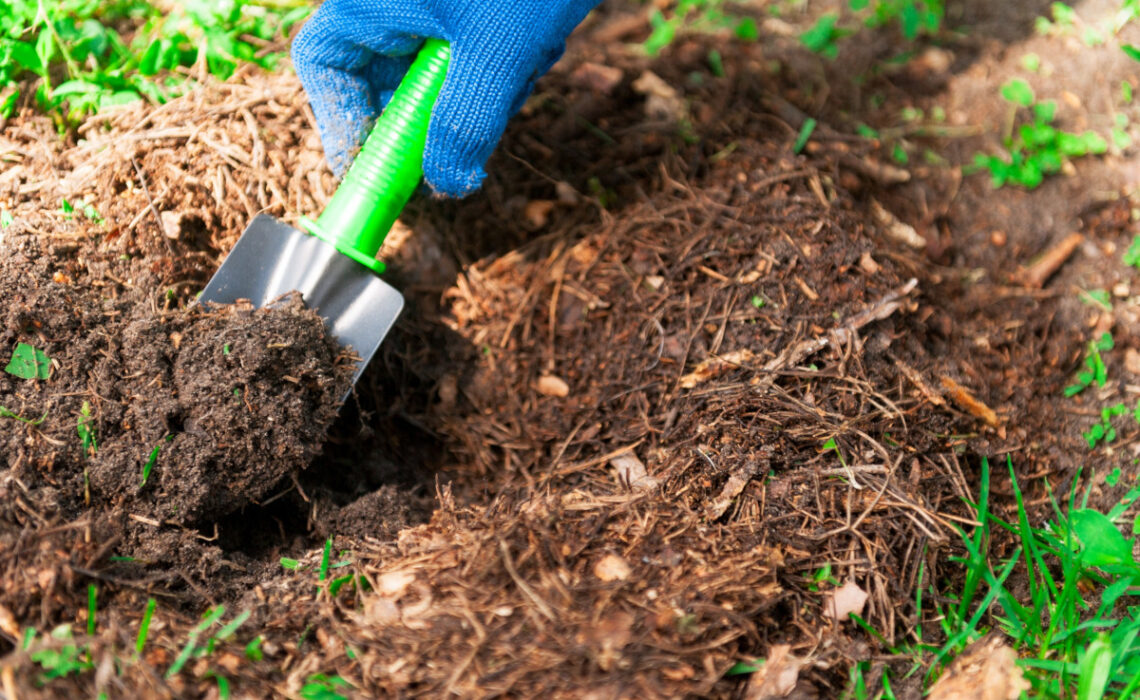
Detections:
[199, 39, 452, 390]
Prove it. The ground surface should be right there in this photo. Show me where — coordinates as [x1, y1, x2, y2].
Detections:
[1, 1, 1139, 697]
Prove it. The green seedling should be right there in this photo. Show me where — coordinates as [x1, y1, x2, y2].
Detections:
[280, 557, 302, 570]
[27, 625, 94, 684]
[643, 0, 757, 57]
[800, 13, 850, 59]
[136, 598, 157, 655]
[1079, 288, 1113, 312]
[822, 437, 848, 468]
[6, 342, 51, 379]
[970, 80, 1107, 189]
[300, 674, 352, 700]
[0, 210, 13, 228]
[793, 117, 816, 154]
[245, 635, 264, 662]
[1064, 332, 1113, 397]
[165, 605, 250, 679]
[0, 405, 46, 424]
[802, 0, 942, 59]
[1082, 401, 1137, 448]
[1124, 235, 1140, 268]
[319, 537, 333, 582]
[750, 295, 766, 309]
[852, 0, 944, 40]
[140, 435, 172, 487]
[87, 584, 97, 636]
[1036, 2, 1077, 36]
[77, 401, 96, 456]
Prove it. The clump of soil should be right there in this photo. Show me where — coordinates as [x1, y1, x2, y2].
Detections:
[0, 226, 352, 539]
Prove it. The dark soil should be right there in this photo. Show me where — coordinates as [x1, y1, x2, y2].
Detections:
[1, 1, 1139, 698]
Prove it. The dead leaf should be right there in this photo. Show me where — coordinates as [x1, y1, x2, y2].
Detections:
[536, 374, 570, 397]
[680, 349, 755, 389]
[928, 635, 1029, 700]
[743, 644, 803, 700]
[610, 451, 659, 492]
[823, 579, 868, 621]
[594, 554, 632, 582]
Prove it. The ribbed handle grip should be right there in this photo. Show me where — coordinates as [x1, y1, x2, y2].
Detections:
[304, 38, 451, 274]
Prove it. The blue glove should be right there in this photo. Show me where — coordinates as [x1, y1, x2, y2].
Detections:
[292, 0, 600, 198]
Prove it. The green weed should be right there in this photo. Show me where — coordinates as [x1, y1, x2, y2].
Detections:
[300, 673, 352, 700]
[165, 605, 250, 679]
[970, 79, 1107, 189]
[77, 400, 96, 456]
[852, 0, 944, 40]
[26, 625, 94, 684]
[0, 405, 47, 424]
[135, 598, 156, 655]
[801, 0, 943, 59]
[0, 0, 309, 127]
[140, 435, 172, 487]
[1064, 331, 1113, 397]
[643, 0, 758, 57]
[927, 459, 1140, 695]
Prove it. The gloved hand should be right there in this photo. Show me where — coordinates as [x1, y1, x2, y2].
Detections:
[291, 0, 600, 198]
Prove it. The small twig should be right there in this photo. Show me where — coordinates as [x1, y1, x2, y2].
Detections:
[1017, 232, 1084, 288]
[131, 157, 175, 255]
[498, 539, 555, 622]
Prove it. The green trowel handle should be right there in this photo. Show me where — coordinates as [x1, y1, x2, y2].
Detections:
[302, 38, 451, 275]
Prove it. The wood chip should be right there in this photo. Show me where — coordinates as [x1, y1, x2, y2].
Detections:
[1016, 232, 1084, 288]
[940, 376, 999, 427]
[536, 374, 570, 397]
[594, 554, 632, 582]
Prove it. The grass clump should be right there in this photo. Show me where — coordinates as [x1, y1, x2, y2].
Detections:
[927, 458, 1140, 696]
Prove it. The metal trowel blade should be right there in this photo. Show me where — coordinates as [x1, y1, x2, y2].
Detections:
[199, 214, 404, 390]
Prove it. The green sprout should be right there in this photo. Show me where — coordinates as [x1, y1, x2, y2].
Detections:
[969, 79, 1107, 189]
[1064, 332, 1114, 397]
[77, 401, 97, 456]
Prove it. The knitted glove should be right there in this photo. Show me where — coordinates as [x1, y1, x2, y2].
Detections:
[292, 0, 600, 197]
